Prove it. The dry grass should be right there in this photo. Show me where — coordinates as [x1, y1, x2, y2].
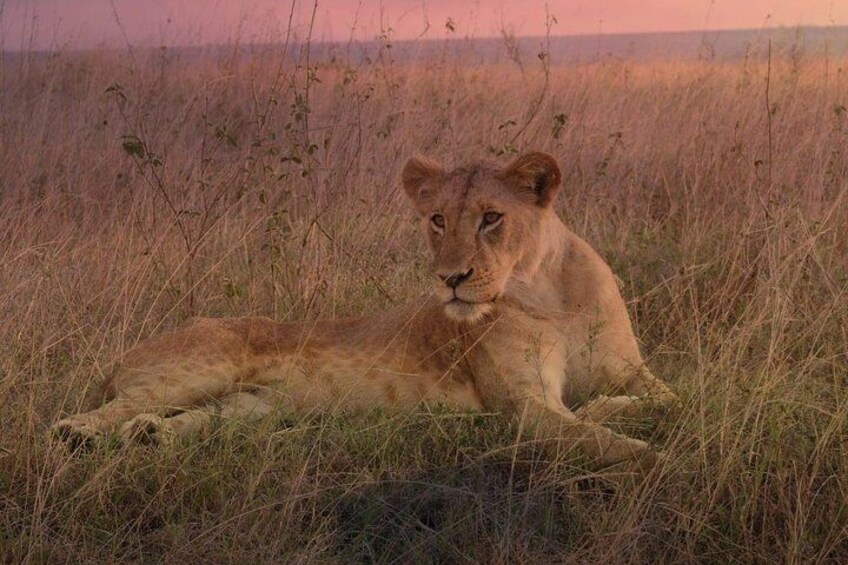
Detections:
[1, 39, 847, 562]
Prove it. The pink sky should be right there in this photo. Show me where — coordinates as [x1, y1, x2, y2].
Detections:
[2, 0, 847, 50]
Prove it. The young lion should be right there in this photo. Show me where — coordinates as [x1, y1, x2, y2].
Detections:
[52, 152, 677, 468]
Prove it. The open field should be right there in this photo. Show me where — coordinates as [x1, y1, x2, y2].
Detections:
[1, 37, 847, 562]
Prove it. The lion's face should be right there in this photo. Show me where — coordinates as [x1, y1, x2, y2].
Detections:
[402, 152, 562, 323]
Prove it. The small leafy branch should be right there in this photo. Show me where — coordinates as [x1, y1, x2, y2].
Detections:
[505, 8, 556, 148]
[106, 81, 205, 310]
[102, 1, 322, 316]
[551, 112, 569, 140]
[105, 83, 183, 238]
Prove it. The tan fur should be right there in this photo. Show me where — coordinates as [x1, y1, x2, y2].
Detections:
[52, 152, 677, 469]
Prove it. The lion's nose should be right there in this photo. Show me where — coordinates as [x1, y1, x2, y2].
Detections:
[439, 268, 474, 289]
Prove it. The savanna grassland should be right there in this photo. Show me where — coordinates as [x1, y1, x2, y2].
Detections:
[1, 34, 847, 563]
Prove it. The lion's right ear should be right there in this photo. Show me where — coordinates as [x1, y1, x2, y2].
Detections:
[402, 155, 445, 211]
[497, 152, 562, 208]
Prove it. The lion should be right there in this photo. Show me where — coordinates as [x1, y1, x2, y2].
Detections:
[51, 152, 678, 469]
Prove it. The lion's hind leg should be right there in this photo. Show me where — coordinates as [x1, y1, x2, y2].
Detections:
[52, 366, 238, 449]
[51, 385, 213, 450]
[51, 398, 142, 450]
[52, 371, 243, 450]
[51, 318, 259, 450]
[118, 388, 277, 445]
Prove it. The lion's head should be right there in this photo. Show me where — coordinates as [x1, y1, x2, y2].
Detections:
[402, 152, 563, 323]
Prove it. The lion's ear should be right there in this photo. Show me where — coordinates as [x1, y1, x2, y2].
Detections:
[402, 155, 445, 211]
[497, 152, 562, 208]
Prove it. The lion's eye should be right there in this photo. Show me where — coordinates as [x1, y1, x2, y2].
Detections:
[431, 214, 446, 230]
[480, 212, 503, 231]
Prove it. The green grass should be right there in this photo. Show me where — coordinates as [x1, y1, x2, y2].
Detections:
[3, 408, 674, 562]
[1, 38, 847, 562]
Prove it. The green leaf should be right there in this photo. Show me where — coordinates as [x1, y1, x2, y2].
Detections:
[120, 135, 146, 158]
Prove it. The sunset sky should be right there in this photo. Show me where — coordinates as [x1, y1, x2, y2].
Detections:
[2, 0, 847, 50]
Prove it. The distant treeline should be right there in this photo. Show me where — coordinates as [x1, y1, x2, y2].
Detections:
[3, 25, 847, 64]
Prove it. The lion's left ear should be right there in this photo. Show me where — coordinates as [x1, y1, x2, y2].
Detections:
[497, 152, 562, 208]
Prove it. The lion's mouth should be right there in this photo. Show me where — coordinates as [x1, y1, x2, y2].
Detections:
[442, 295, 497, 322]
[445, 292, 498, 306]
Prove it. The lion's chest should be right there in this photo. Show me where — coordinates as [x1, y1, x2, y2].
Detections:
[488, 309, 610, 408]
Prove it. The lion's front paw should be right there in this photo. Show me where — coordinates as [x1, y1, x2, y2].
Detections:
[50, 416, 105, 452]
[119, 414, 176, 446]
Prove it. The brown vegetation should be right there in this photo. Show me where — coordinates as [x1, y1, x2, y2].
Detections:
[1, 39, 847, 561]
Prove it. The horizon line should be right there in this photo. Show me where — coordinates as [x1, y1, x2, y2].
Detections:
[2, 23, 845, 55]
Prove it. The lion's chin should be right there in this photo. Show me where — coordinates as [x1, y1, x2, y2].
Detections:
[442, 299, 494, 323]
